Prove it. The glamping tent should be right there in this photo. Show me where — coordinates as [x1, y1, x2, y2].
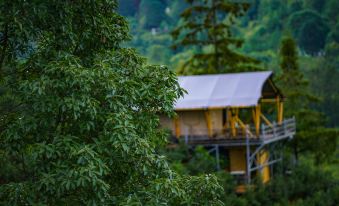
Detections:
[160, 71, 296, 188]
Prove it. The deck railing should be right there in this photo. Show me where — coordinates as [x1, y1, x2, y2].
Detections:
[261, 117, 296, 142]
[182, 117, 296, 146]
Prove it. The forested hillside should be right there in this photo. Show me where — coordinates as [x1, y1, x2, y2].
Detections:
[116, 0, 339, 205]
[118, 0, 339, 127]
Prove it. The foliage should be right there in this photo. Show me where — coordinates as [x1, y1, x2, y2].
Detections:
[241, 161, 339, 206]
[168, 0, 189, 22]
[161, 141, 339, 206]
[288, 10, 329, 55]
[0, 0, 224, 205]
[327, 22, 339, 44]
[277, 37, 338, 164]
[117, 1, 339, 205]
[304, 0, 326, 12]
[2, 0, 338, 204]
[324, 0, 339, 25]
[307, 43, 339, 127]
[171, 0, 259, 74]
[146, 44, 172, 65]
[117, 0, 140, 17]
[161, 143, 220, 176]
[297, 18, 329, 55]
[139, 0, 167, 29]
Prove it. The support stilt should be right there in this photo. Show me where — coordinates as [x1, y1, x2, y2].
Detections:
[215, 145, 220, 171]
[246, 133, 251, 184]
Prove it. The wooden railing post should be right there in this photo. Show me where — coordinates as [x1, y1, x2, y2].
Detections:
[261, 123, 265, 139]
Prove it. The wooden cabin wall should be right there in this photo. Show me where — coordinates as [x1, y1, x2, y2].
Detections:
[178, 110, 223, 136]
[159, 109, 224, 137]
[178, 111, 207, 136]
[209, 110, 223, 132]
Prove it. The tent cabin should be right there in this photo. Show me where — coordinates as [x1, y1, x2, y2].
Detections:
[160, 71, 296, 188]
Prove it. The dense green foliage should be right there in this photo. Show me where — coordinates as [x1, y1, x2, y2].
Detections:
[0, 1, 224, 205]
[0, 0, 338, 205]
[171, 0, 258, 74]
[139, 0, 167, 29]
[162, 142, 339, 206]
[117, 0, 339, 205]
[288, 10, 329, 55]
[277, 37, 337, 164]
[119, 0, 339, 127]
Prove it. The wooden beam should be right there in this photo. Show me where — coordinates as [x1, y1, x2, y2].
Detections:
[260, 113, 273, 127]
[204, 110, 213, 137]
[236, 116, 253, 137]
[252, 108, 256, 125]
[223, 109, 230, 130]
[278, 102, 284, 124]
[261, 99, 278, 103]
[230, 109, 236, 137]
[173, 117, 181, 138]
[255, 105, 261, 136]
[276, 96, 284, 124]
[268, 79, 278, 93]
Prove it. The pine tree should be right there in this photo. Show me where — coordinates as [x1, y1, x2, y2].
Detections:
[171, 0, 259, 74]
[278, 37, 337, 165]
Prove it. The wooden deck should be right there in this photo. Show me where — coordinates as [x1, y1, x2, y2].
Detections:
[183, 118, 296, 147]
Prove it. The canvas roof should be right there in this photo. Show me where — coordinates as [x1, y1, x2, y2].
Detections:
[175, 71, 280, 110]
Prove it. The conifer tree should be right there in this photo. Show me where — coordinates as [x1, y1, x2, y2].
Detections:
[171, 0, 259, 74]
[278, 37, 337, 165]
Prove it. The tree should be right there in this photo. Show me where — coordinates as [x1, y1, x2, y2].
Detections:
[324, 0, 339, 25]
[308, 43, 339, 127]
[241, 161, 339, 206]
[0, 1, 224, 205]
[168, 0, 189, 22]
[297, 18, 330, 55]
[327, 22, 339, 44]
[278, 37, 337, 165]
[146, 44, 172, 65]
[171, 0, 259, 75]
[139, 0, 167, 29]
[289, 1, 302, 14]
[305, 0, 326, 12]
[247, 0, 260, 20]
[117, 0, 141, 17]
[288, 10, 329, 55]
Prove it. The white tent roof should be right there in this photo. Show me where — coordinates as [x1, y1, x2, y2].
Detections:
[175, 71, 274, 110]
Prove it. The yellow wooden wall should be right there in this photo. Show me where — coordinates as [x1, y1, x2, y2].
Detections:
[229, 148, 246, 172]
[160, 110, 223, 137]
[229, 148, 271, 184]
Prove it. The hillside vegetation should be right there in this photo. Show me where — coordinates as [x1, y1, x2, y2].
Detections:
[117, 0, 339, 205]
[119, 0, 339, 127]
